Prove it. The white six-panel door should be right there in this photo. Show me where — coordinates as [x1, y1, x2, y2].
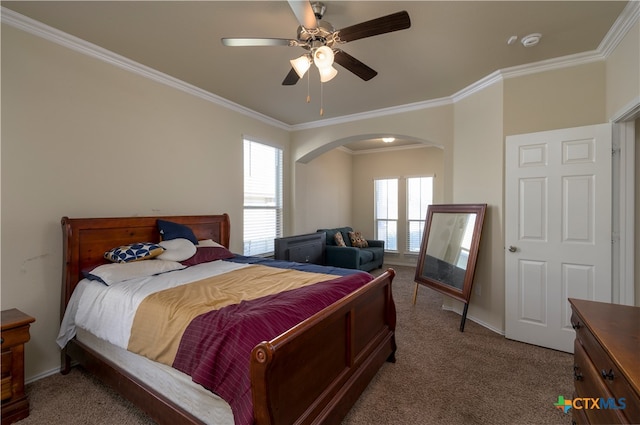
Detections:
[505, 124, 612, 353]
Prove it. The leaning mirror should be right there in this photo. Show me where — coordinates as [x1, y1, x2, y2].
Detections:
[413, 204, 487, 331]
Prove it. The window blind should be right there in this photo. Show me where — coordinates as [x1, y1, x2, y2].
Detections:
[406, 176, 433, 252]
[374, 178, 398, 251]
[243, 139, 282, 256]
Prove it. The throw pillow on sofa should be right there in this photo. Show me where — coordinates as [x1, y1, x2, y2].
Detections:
[334, 232, 347, 247]
[348, 231, 369, 248]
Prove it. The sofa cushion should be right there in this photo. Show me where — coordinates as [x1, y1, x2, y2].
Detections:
[363, 247, 384, 262]
[358, 248, 374, 264]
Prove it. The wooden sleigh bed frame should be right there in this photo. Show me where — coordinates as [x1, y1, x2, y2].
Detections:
[60, 214, 397, 425]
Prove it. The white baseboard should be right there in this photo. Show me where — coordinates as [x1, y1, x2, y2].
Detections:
[26, 366, 62, 385]
[441, 304, 505, 336]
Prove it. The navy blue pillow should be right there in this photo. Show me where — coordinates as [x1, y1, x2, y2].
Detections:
[157, 219, 198, 244]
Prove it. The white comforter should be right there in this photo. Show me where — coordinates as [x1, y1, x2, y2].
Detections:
[57, 260, 249, 349]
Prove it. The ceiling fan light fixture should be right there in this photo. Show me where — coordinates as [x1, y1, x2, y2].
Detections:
[313, 46, 334, 69]
[382, 137, 395, 143]
[290, 55, 311, 78]
[318, 65, 338, 82]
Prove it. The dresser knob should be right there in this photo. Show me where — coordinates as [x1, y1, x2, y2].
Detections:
[573, 365, 583, 381]
[571, 321, 581, 330]
[601, 369, 615, 380]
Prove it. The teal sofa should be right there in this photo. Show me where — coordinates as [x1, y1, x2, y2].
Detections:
[316, 227, 385, 272]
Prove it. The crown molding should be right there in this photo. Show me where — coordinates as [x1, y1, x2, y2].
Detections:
[3, 2, 638, 132]
[599, 0, 640, 58]
[290, 96, 453, 131]
[0, 7, 290, 131]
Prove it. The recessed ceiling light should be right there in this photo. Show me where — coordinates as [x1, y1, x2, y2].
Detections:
[382, 137, 395, 143]
[521, 33, 542, 47]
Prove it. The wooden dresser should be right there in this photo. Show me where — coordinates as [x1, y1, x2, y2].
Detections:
[1, 309, 35, 424]
[569, 298, 640, 424]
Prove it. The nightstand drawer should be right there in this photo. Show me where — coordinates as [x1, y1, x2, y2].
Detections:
[1, 376, 11, 401]
[0, 350, 10, 374]
[0, 325, 30, 349]
[1, 349, 12, 401]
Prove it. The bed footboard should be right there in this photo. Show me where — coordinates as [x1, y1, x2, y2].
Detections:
[250, 268, 396, 425]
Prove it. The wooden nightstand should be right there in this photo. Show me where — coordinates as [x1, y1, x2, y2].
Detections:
[1, 309, 35, 424]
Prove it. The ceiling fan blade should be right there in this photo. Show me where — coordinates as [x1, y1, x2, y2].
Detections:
[282, 68, 301, 85]
[287, 0, 318, 30]
[337, 11, 411, 43]
[221, 38, 295, 47]
[334, 50, 377, 81]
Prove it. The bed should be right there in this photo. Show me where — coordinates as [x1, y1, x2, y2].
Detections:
[58, 214, 397, 425]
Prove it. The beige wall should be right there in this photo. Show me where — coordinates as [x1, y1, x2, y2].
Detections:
[503, 62, 607, 136]
[447, 82, 505, 329]
[606, 21, 640, 119]
[1, 25, 289, 379]
[292, 148, 352, 234]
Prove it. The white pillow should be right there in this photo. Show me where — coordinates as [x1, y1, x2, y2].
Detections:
[85, 260, 186, 286]
[157, 238, 197, 261]
[197, 239, 225, 248]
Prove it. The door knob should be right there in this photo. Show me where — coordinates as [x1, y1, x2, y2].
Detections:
[508, 246, 518, 253]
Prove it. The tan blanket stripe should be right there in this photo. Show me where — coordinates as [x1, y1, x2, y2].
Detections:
[128, 265, 336, 365]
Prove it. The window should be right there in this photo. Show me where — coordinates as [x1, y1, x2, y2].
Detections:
[374, 178, 398, 251]
[243, 139, 283, 256]
[406, 176, 433, 252]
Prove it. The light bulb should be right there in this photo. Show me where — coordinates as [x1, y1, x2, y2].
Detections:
[319, 65, 338, 82]
[290, 55, 311, 78]
[313, 46, 334, 69]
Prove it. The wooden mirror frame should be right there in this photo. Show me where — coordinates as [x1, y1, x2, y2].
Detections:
[413, 203, 487, 331]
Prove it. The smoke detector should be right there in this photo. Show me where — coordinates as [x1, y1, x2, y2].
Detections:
[520, 33, 542, 47]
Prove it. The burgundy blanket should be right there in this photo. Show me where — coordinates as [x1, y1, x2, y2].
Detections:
[172, 271, 373, 425]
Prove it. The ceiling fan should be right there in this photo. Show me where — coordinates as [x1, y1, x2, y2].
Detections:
[221, 1, 411, 86]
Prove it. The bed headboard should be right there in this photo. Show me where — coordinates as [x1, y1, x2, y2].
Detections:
[60, 214, 230, 320]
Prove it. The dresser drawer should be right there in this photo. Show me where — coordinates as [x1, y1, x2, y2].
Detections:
[572, 313, 640, 421]
[574, 341, 628, 424]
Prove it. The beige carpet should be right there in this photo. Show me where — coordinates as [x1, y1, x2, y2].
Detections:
[18, 265, 573, 424]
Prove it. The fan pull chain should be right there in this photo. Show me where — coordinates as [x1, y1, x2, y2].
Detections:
[306, 71, 311, 103]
